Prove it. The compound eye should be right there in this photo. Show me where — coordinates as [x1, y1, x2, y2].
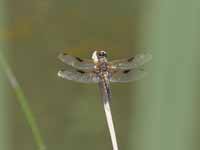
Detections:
[98, 51, 107, 57]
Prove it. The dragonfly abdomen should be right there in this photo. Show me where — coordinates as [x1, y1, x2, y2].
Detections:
[98, 73, 112, 103]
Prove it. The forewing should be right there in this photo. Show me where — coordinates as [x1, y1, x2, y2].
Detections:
[110, 53, 152, 69]
[58, 52, 95, 70]
[110, 68, 147, 83]
[58, 68, 99, 83]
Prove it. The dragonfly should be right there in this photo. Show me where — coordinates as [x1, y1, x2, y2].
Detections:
[58, 50, 152, 150]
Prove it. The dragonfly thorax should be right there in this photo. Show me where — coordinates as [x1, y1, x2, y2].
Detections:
[98, 62, 109, 72]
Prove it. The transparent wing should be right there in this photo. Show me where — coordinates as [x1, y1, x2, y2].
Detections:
[58, 52, 95, 70]
[58, 68, 99, 83]
[110, 68, 147, 83]
[110, 53, 152, 69]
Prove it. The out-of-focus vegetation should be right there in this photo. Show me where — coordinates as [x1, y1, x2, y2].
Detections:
[0, 52, 45, 150]
[0, 0, 200, 150]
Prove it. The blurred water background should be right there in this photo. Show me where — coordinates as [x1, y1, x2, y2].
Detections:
[0, 0, 200, 150]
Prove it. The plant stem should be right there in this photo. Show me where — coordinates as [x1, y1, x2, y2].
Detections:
[0, 52, 46, 150]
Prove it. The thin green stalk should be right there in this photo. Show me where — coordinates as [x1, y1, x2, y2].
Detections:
[0, 52, 46, 150]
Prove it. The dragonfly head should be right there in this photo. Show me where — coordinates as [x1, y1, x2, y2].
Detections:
[92, 50, 107, 63]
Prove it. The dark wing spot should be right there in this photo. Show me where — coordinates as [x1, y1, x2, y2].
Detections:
[75, 57, 83, 62]
[63, 52, 68, 55]
[123, 69, 131, 74]
[77, 70, 85, 74]
[127, 57, 134, 62]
